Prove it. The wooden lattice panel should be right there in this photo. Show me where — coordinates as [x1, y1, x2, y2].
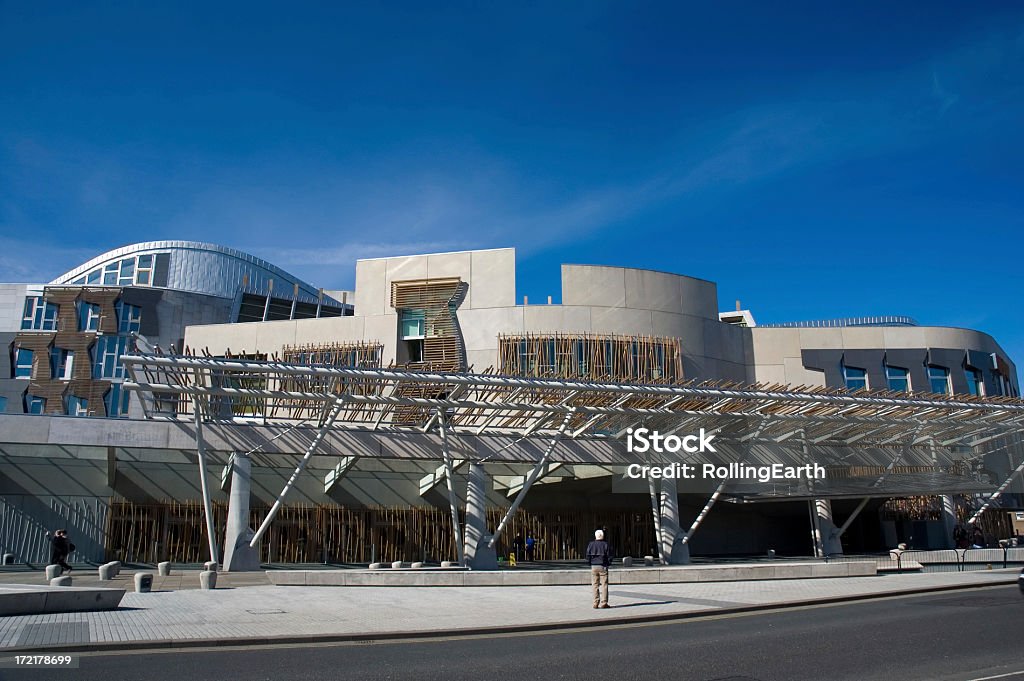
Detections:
[498, 332, 685, 385]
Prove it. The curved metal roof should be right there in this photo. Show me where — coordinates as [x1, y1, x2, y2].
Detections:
[50, 240, 330, 301]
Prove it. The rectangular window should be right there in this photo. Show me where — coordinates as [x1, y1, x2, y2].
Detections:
[79, 302, 102, 331]
[25, 395, 45, 414]
[399, 309, 425, 339]
[965, 367, 984, 396]
[50, 348, 74, 380]
[86, 269, 101, 285]
[116, 301, 142, 334]
[928, 366, 951, 395]
[21, 297, 58, 330]
[118, 258, 135, 285]
[93, 336, 127, 379]
[843, 365, 868, 391]
[14, 348, 34, 378]
[405, 339, 423, 363]
[136, 254, 154, 285]
[0, 396, 7, 412]
[885, 365, 910, 392]
[67, 396, 89, 416]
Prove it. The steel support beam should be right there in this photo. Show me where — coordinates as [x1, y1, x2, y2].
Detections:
[487, 410, 575, 550]
[835, 497, 872, 538]
[968, 439, 1024, 525]
[192, 397, 220, 565]
[250, 398, 345, 548]
[437, 410, 465, 565]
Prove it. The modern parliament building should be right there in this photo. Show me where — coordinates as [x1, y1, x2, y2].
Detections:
[2, 242, 1022, 567]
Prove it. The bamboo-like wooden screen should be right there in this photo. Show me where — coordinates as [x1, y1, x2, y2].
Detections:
[498, 332, 684, 384]
[281, 341, 383, 369]
[104, 500, 659, 564]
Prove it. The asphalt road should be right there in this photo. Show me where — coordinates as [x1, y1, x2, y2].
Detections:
[3, 586, 1023, 681]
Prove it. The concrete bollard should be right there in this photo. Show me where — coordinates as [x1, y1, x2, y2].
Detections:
[411, 562, 424, 569]
[643, 555, 655, 567]
[368, 562, 383, 569]
[45, 564, 62, 580]
[134, 572, 154, 593]
[391, 561, 403, 569]
[98, 563, 116, 580]
[158, 561, 171, 576]
[441, 561, 454, 568]
[622, 556, 633, 567]
[203, 561, 218, 572]
[2, 553, 15, 565]
[199, 570, 217, 590]
[50, 575, 72, 587]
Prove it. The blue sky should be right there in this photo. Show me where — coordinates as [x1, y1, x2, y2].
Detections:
[2, 3, 1023, 357]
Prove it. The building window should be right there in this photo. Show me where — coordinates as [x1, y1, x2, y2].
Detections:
[79, 302, 102, 331]
[136, 254, 154, 285]
[102, 262, 119, 285]
[104, 384, 130, 416]
[67, 396, 89, 416]
[965, 367, 984, 396]
[24, 395, 45, 414]
[928, 366, 951, 395]
[0, 396, 7, 413]
[399, 309, 426, 339]
[50, 348, 74, 380]
[14, 348, 34, 378]
[21, 297, 58, 330]
[992, 370, 1014, 397]
[885, 365, 910, 392]
[118, 258, 135, 285]
[843, 365, 868, 391]
[94, 336, 128, 379]
[116, 301, 142, 334]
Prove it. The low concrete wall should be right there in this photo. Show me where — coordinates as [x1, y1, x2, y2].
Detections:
[0, 584, 126, 615]
[266, 561, 877, 587]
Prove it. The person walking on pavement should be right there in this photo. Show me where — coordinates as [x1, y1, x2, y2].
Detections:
[48, 529, 74, 574]
[586, 528, 613, 609]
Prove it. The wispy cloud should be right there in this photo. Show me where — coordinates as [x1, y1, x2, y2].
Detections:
[1, 24, 1020, 289]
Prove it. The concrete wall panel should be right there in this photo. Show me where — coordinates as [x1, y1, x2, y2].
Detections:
[561, 265, 626, 308]
[469, 249, 516, 309]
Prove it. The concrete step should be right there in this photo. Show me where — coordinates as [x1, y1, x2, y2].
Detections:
[0, 583, 126, 615]
[267, 561, 877, 587]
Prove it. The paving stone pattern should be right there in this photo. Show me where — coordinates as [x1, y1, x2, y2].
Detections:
[0, 569, 1017, 650]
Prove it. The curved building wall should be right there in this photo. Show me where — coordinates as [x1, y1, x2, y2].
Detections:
[186, 252, 754, 383]
[751, 325, 1018, 394]
[52, 240, 330, 303]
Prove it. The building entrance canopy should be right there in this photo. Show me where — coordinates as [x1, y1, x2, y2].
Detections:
[121, 354, 1024, 498]
[121, 354, 1024, 564]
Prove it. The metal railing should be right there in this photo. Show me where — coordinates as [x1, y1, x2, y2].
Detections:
[826, 546, 1024, 573]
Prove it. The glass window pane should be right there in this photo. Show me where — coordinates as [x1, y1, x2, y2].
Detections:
[138, 254, 153, 267]
[928, 366, 950, 394]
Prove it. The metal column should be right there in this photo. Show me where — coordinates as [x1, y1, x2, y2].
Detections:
[192, 397, 220, 565]
[437, 411, 465, 565]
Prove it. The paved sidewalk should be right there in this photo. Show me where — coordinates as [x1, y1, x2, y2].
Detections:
[0, 567, 271, 591]
[0, 569, 1017, 652]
